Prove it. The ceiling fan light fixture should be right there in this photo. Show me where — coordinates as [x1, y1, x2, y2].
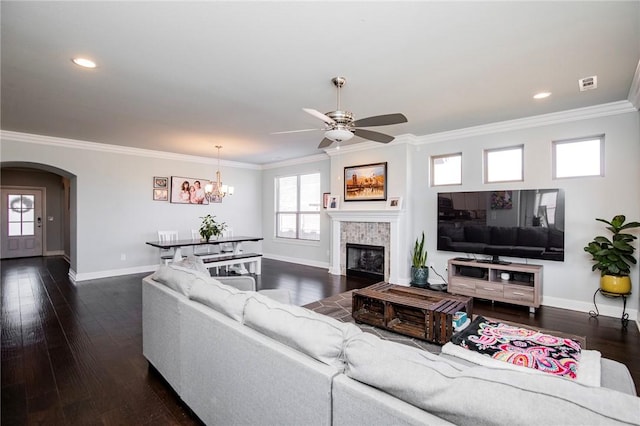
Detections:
[324, 128, 354, 142]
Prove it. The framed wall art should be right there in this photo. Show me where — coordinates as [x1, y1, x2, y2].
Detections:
[344, 162, 387, 202]
[153, 189, 168, 201]
[153, 176, 168, 188]
[327, 194, 340, 210]
[170, 176, 210, 204]
[386, 196, 402, 210]
[323, 192, 331, 209]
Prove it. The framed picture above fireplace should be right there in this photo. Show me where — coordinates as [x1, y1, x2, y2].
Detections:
[344, 162, 387, 202]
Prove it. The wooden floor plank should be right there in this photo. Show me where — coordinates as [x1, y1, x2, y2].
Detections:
[1, 255, 639, 426]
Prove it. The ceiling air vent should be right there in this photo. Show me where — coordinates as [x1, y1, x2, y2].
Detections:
[579, 76, 597, 91]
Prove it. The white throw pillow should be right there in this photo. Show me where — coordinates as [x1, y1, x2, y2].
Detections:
[189, 276, 252, 322]
[243, 294, 362, 370]
[151, 264, 210, 296]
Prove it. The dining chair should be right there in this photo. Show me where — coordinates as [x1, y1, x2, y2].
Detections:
[158, 230, 180, 264]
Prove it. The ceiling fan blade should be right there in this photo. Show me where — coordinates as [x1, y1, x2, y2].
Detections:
[303, 108, 335, 125]
[271, 128, 321, 135]
[352, 113, 407, 128]
[353, 129, 395, 143]
[317, 138, 334, 149]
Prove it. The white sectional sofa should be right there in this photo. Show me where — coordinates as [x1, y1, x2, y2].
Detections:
[142, 262, 640, 426]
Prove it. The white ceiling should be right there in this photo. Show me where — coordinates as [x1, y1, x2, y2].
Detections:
[2, 1, 639, 165]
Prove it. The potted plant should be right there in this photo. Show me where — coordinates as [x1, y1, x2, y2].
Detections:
[411, 231, 429, 287]
[199, 214, 227, 242]
[584, 215, 640, 294]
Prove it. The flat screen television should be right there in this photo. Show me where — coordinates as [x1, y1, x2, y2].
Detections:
[437, 189, 565, 262]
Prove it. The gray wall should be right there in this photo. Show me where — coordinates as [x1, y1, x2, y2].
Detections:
[1, 168, 67, 254]
[261, 157, 331, 267]
[1, 136, 262, 280]
[1, 107, 638, 320]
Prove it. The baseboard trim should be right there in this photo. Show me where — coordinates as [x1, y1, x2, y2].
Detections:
[71, 264, 158, 283]
[44, 250, 66, 256]
[542, 295, 638, 322]
[262, 253, 329, 270]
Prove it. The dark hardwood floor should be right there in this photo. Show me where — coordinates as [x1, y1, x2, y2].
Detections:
[2, 256, 638, 425]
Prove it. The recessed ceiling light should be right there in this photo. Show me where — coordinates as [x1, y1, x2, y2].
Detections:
[533, 92, 551, 99]
[72, 58, 96, 68]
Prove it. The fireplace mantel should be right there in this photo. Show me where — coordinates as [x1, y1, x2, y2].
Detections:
[327, 209, 408, 284]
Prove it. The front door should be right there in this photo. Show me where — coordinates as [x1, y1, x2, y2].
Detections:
[1, 188, 43, 258]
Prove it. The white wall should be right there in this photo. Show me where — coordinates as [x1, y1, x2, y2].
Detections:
[1, 106, 639, 321]
[412, 110, 640, 319]
[0, 132, 262, 280]
[261, 156, 331, 267]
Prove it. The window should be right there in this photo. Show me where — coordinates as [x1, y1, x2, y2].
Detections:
[7, 194, 35, 236]
[275, 173, 320, 241]
[553, 135, 604, 178]
[431, 153, 462, 186]
[484, 145, 523, 183]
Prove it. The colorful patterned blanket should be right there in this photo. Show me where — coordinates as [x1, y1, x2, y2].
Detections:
[449, 316, 582, 380]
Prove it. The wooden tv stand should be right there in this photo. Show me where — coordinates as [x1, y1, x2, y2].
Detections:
[447, 258, 542, 313]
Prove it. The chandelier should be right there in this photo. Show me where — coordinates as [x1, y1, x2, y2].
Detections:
[205, 145, 234, 202]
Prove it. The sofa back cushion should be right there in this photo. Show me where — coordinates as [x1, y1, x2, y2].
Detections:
[490, 226, 518, 245]
[244, 294, 362, 370]
[344, 333, 640, 426]
[188, 277, 252, 322]
[151, 264, 210, 296]
[517, 227, 549, 247]
[464, 225, 490, 243]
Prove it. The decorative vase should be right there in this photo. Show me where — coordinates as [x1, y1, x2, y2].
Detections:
[411, 266, 429, 287]
[600, 275, 631, 294]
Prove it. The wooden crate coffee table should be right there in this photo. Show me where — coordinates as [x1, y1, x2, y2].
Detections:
[352, 282, 473, 344]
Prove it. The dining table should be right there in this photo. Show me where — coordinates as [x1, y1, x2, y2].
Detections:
[146, 235, 264, 262]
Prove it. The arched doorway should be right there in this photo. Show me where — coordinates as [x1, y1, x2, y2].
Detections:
[0, 162, 77, 271]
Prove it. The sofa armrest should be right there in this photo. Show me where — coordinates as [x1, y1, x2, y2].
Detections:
[216, 275, 256, 291]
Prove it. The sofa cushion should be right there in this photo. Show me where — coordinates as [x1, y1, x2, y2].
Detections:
[151, 264, 210, 296]
[439, 225, 465, 242]
[172, 254, 210, 275]
[188, 277, 252, 322]
[464, 225, 490, 243]
[243, 294, 362, 370]
[517, 227, 548, 247]
[344, 332, 640, 426]
[490, 226, 518, 245]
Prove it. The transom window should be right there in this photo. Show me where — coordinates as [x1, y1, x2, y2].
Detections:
[275, 173, 320, 241]
[484, 145, 524, 183]
[431, 153, 462, 186]
[553, 135, 604, 179]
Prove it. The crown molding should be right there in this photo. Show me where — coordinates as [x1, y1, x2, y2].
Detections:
[323, 133, 418, 157]
[628, 59, 640, 110]
[414, 101, 637, 145]
[0, 130, 261, 170]
[260, 153, 329, 170]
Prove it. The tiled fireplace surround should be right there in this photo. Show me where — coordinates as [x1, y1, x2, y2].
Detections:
[327, 210, 407, 284]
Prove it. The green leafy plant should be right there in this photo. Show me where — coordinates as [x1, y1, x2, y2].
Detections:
[584, 215, 640, 276]
[411, 231, 428, 268]
[199, 214, 227, 241]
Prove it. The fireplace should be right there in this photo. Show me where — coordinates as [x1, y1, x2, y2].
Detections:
[346, 243, 384, 281]
[327, 210, 407, 284]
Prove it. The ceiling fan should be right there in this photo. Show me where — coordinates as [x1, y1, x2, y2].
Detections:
[274, 77, 408, 149]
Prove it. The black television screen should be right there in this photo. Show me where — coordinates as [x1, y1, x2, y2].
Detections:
[437, 189, 565, 262]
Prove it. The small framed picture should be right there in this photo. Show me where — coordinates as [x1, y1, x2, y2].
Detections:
[387, 196, 402, 209]
[153, 176, 168, 188]
[323, 192, 331, 209]
[327, 195, 340, 210]
[153, 189, 169, 201]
